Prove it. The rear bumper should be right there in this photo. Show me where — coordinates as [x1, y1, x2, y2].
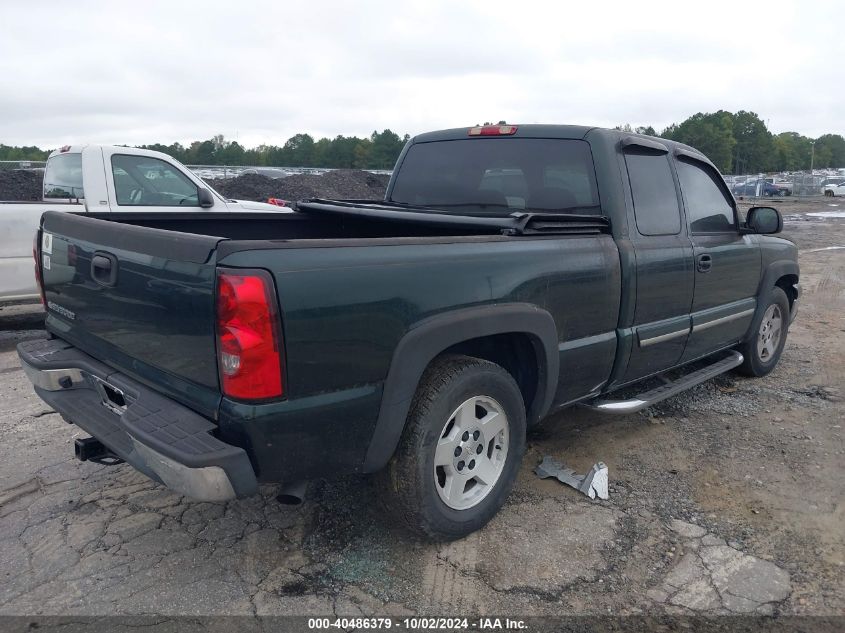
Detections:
[17, 338, 258, 501]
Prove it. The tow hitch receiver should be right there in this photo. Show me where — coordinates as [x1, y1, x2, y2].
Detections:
[74, 437, 124, 465]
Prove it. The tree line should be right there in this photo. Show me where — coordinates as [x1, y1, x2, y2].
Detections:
[2, 113, 842, 174]
[0, 129, 410, 170]
[618, 110, 844, 174]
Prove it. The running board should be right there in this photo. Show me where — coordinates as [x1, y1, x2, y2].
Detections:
[581, 351, 744, 414]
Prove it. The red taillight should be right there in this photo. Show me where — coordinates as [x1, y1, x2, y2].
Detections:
[468, 125, 518, 136]
[267, 198, 288, 207]
[33, 235, 46, 307]
[215, 269, 284, 400]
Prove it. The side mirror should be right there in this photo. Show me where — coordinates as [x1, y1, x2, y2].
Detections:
[198, 188, 215, 208]
[747, 206, 782, 234]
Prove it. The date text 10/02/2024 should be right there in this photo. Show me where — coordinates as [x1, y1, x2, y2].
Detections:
[307, 617, 528, 630]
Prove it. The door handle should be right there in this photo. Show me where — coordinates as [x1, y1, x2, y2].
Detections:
[697, 253, 712, 273]
[91, 252, 118, 286]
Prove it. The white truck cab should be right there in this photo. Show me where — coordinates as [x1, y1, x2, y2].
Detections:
[1, 145, 288, 303]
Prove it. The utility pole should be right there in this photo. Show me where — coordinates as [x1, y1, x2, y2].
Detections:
[810, 140, 816, 173]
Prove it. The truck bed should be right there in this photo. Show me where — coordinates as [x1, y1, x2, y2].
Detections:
[72, 200, 611, 241]
[39, 206, 621, 481]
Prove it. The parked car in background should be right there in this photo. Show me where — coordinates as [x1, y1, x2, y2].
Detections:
[824, 182, 845, 197]
[732, 179, 785, 197]
[0, 145, 289, 304]
[770, 179, 793, 195]
[241, 167, 289, 179]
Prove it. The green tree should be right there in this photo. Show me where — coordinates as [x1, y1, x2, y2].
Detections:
[731, 111, 772, 173]
[0, 144, 50, 161]
[813, 134, 845, 168]
[369, 129, 404, 169]
[352, 139, 372, 168]
[311, 137, 332, 167]
[662, 112, 736, 172]
[282, 133, 316, 166]
[219, 141, 245, 165]
[771, 132, 814, 170]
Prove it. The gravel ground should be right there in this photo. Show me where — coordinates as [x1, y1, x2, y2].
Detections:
[207, 170, 389, 203]
[0, 168, 389, 204]
[0, 169, 42, 200]
[0, 197, 841, 618]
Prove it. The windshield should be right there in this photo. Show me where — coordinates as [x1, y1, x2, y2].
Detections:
[43, 153, 84, 199]
[389, 138, 601, 216]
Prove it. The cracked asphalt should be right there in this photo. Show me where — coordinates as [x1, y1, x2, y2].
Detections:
[0, 198, 842, 617]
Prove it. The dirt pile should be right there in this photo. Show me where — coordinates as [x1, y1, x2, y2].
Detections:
[0, 170, 42, 201]
[208, 169, 390, 203]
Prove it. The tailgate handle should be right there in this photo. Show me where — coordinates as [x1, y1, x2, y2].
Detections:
[91, 252, 118, 286]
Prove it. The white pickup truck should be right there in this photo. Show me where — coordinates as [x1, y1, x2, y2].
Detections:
[0, 145, 288, 304]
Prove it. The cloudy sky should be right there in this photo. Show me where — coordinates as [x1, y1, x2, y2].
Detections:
[1, 0, 841, 149]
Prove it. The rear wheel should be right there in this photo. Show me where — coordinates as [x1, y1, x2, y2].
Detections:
[378, 355, 526, 540]
[737, 287, 790, 377]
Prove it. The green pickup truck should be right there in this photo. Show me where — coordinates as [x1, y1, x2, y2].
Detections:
[18, 124, 799, 539]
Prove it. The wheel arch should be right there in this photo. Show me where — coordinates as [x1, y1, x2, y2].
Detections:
[746, 260, 799, 341]
[775, 273, 799, 309]
[362, 303, 559, 473]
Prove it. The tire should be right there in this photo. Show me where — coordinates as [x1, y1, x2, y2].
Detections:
[737, 287, 790, 377]
[377, 354, 526, 540]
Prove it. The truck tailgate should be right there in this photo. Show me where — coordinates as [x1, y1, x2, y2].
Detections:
[40, 211, 223, 408]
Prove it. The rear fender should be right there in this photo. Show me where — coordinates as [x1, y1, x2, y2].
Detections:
[362, 303, 559, 472]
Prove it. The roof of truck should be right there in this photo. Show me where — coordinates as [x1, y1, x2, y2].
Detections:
[408, 124, 717, 172]
[412, 124, 707, 155]
[47, 145, 174, 160]
[412, 124, 596, 143]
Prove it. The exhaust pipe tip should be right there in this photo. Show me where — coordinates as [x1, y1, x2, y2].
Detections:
[276, 480, 308, 505]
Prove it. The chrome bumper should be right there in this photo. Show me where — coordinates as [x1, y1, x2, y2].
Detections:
[17, 339, 257, 502]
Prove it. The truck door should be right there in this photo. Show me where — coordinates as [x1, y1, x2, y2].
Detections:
[102, 149, 218, 213]
[620, 143, 694, 382]
[674, 154, 761, 361]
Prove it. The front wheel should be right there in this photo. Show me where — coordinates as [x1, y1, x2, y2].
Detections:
[737, 287, 790, 377]
[378, 355, 526, 540]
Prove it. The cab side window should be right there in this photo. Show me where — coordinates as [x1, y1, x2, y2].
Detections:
[676, 159, 736, 233]
[44, 153, 84, 200]
[111, 155, 199, 207]
[624, 150, 682, 236]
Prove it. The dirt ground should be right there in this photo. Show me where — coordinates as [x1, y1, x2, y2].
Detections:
[0, 196, 841, 618]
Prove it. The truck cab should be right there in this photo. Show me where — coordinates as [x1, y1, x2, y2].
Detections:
[42, 144, 285, 214]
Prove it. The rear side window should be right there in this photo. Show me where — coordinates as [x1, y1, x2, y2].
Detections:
[624, 151, 681, 236]
[43, 153, 84, 199]
[390, 138, 600, 215]
[676, 159, 736, 233]
[111, 155, 200, 207]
